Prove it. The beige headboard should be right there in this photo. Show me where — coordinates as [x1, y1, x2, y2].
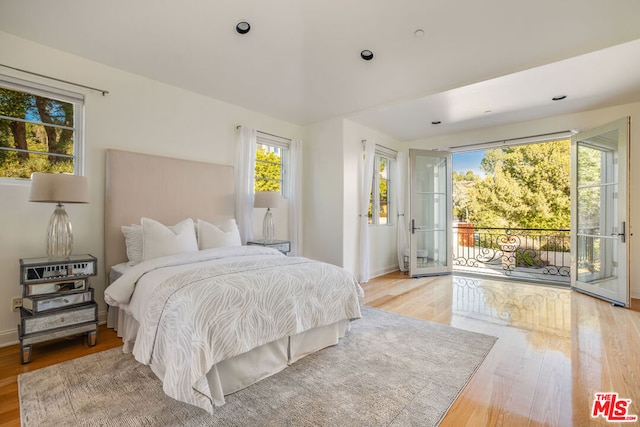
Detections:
[104, 149, 235, 273]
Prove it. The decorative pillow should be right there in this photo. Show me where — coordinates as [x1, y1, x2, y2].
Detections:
[141, 217, 199, 262]
[121, 224, 143, 266]
[197, 218, 242, 249]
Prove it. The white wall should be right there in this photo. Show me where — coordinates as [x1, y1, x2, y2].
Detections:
[405, 101, 640, 299]
[303, 118, 401, 279]
[303, 119, 344, 266]
[0, 31, 304, 346]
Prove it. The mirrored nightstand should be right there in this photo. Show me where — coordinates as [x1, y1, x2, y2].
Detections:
[18, 254, 98, 363]
[247, 240, 291, 255]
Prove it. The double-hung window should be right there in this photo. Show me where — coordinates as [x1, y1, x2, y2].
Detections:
[0, 75, 84, 179]
[369, 146, 395, 225]
[254, 132, 289, 195]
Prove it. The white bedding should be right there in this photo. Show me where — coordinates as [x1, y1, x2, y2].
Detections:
[104, 246, 363, 413]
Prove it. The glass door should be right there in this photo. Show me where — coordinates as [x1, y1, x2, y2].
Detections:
[571, 117, 630, 306]
[409, 149, 452, 277]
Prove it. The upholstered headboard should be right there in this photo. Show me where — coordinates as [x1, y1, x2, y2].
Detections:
[104, 149, 235, 273]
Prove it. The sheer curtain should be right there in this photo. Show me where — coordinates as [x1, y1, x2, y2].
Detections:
[235, 126, 257, 244]
[287, 139, 303, 256]
[394, 152, 409, 271]
[358, 140, 376, 283]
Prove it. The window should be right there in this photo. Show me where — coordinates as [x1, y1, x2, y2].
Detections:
[369, 150, 394, 225]
[254, 133, 289, 194]
[0, 76, 84, 179]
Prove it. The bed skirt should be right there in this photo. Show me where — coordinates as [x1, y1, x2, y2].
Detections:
[107, 307, 350, 406]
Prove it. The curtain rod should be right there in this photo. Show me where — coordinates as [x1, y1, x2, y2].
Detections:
[361, 139, 398, 155]
[0, 63, 109, 96]
[236, 125, 291, 142]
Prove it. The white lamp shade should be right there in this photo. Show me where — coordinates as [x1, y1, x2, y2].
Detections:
[29, 172, 89, 204]
[254, 191, 282, 209]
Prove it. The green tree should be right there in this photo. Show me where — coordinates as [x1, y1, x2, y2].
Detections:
[0, 88, 30, 161]
[453, 170, 480, 221]
[576, 143, 603, 231]
[465, 140, 570, 229]
[0, 87, 75, 177]
[255, 148, 281, 192]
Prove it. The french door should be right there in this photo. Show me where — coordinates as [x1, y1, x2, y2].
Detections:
[571, 117, 630, 306]
[409, 149, 452, 277]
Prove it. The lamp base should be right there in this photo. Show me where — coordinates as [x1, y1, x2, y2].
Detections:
[47, 203, 73, 259]
[263, 208, 275, 243]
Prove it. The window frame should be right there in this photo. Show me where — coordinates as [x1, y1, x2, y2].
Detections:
[0, 74, 85, 181]
[254, 133, 290, 196]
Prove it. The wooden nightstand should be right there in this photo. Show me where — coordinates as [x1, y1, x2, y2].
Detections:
[247, 240, 291, 255]
[17, 254, 98, 364]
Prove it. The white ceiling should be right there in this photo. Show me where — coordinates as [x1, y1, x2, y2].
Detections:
[2, 0, 640, 141]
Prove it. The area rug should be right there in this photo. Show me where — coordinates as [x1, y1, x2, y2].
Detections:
[18, 306, 497, 426]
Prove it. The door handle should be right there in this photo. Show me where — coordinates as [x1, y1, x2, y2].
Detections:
[611, 221, 626, 243]
[411, 219, 421, 234]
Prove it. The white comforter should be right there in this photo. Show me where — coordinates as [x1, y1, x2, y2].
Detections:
[105, 246, 363, 413]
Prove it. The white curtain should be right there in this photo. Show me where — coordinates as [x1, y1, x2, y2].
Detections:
[394, 152, 409, 271]
[235, 126, 257, 244]
[358, 140, 376, 283]
[287, 139, 303, 256]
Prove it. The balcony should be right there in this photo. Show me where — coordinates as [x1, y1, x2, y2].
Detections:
[452, 224, 571, 285]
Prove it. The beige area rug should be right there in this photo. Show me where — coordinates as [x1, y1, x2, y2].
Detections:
[19, 307, 497, 426]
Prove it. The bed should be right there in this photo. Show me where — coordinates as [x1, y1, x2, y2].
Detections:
[103, 149, 363, 413]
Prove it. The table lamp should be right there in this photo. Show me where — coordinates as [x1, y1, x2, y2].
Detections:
[29, 172, 89, 259]
[254, 191, 282, 243]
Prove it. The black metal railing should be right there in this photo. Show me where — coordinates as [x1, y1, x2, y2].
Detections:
[452, 225, 571, 284]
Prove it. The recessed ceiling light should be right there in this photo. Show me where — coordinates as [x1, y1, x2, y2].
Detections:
[360, 50, 374, 61]
[236, 21, 251, 34]
[414, 29, 425, 38]
[431, 120, 441, 125]
[552, 95, 567, 101]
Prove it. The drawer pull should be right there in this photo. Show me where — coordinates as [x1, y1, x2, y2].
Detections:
[63, 298, 69, 303]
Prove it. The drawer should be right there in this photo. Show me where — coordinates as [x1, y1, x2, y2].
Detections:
[20, 303, 97, 335]
[270, 242, 290, 253]
[23, 288, 94, 314]
[24, 279, 88, 297]
[20, 255, 97, 284]
[19, 322, 97, 346]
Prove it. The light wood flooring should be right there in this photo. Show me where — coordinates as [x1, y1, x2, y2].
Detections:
[1, 273, 639, 426]
[362, 272, 640, 426]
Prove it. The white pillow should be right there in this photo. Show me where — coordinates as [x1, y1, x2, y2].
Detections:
[197, 218, 242, 249]
[121, 224, 143, 266]
[141, 217, 199, 261]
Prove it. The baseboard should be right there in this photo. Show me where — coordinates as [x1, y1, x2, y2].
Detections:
[0, 327, 18, 348]
[370, 265, 400, 280]
[0, 310, 108, 348]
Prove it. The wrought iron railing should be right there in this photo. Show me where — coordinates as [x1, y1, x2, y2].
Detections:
[452, 224, 571, 284]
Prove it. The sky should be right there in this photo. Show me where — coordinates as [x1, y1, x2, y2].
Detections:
[452, 150, 485, 176]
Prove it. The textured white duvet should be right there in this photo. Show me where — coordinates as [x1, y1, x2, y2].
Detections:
[104, 246, 363, 413]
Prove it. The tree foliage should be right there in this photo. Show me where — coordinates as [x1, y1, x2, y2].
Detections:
[453, 170, 480, 221]
[369, 156, 390, 223]
[576, 143, 604, 230]
[455, 140, 570, 229]
[0, 87, 74, 178]
[255, 148, 281, 192]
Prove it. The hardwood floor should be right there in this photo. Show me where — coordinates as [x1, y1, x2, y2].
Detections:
[362, 272, 640, 426]
[1, 274, 638, 426]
